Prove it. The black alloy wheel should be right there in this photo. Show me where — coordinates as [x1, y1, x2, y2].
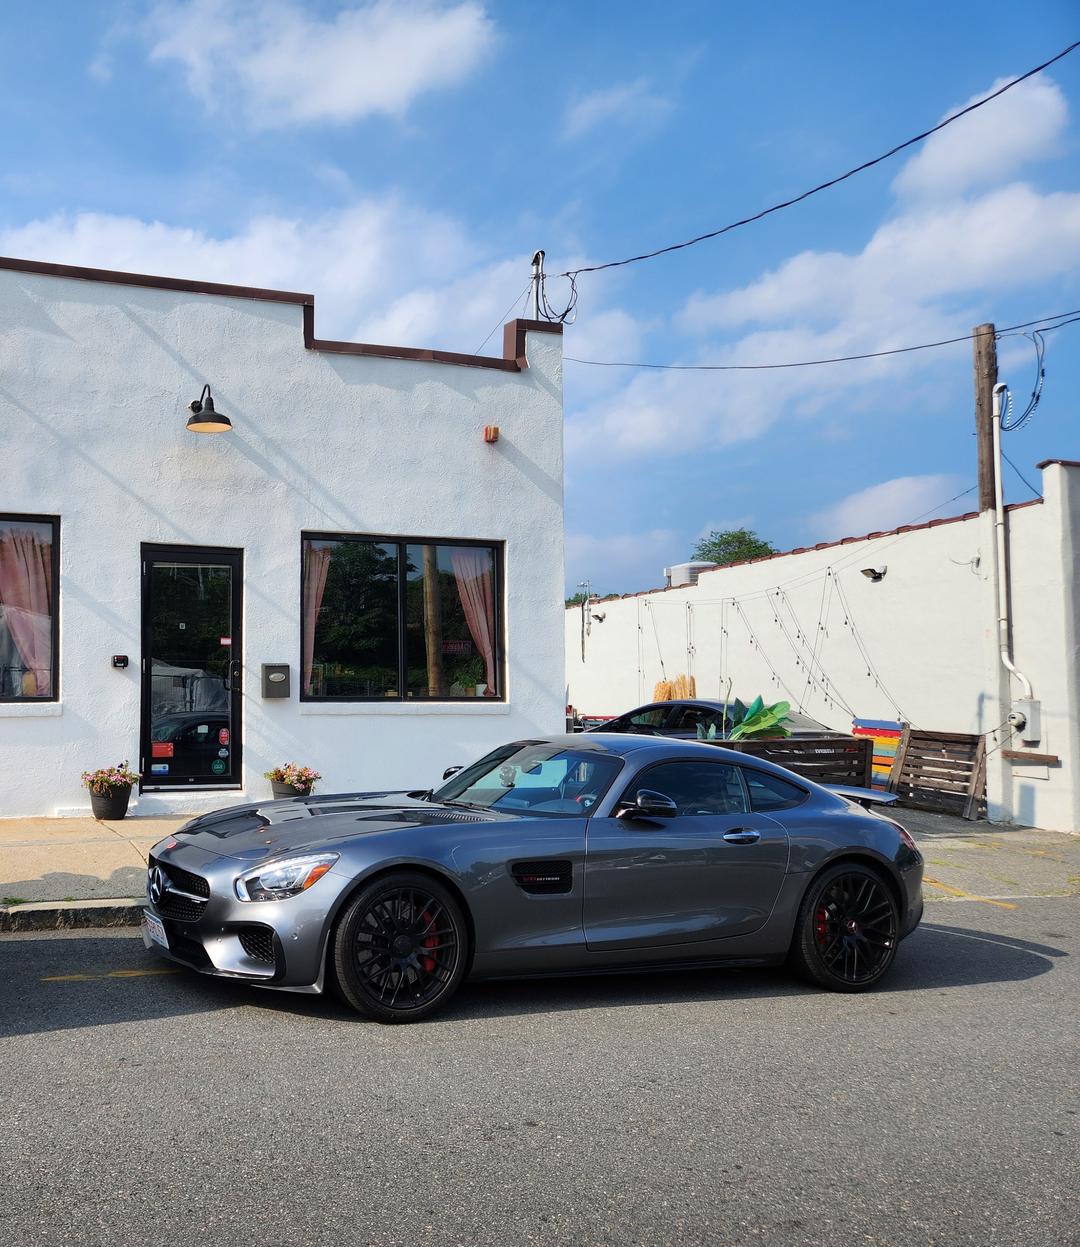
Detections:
[333, 871, 468, 1023]
[790, 862, 899, 992]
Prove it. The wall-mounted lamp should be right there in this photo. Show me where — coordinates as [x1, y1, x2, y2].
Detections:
[186, 384, 232, 434]
[860, 566, 887, 582]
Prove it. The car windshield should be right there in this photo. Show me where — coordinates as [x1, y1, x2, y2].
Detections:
[432, 743, 622, 817]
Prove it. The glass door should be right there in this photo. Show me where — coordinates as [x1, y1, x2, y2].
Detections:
[140, 545, 242, 789]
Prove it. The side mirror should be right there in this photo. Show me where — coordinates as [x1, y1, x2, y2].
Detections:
[617, 789, 678, 819]
[442, 765, 462, 781]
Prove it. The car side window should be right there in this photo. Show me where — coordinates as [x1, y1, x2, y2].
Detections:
[742, 770, 807, 812]
[624, 761, 748, 816]
[669, 706, 724, 733]
[628, 707, 668, 729]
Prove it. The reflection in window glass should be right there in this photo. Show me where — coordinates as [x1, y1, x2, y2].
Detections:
[303, 539, 400, 698]
[743, 770, 807, 812]
[405, 543, 498, 699]
[625, 762, 748, 816]
[0, 516, 57, 700]
[301, 535, 502, 701]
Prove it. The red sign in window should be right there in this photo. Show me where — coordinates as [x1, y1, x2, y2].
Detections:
[151, 742, 174, 759]
[219, 728, 230, 746]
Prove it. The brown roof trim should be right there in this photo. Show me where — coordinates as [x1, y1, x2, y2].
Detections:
[567, 497, 1044, 608]
[1035, 458, 1080, 470]
[1, 255, 562, 373]
[0, 254, 313, 305]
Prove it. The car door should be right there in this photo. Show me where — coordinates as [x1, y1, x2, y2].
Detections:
[583, 759, 789, 950]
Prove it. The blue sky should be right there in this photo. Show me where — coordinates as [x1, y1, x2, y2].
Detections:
[1, 1, 1077, 593]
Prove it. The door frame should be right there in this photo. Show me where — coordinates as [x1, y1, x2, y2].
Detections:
[139, 543, 243, 791]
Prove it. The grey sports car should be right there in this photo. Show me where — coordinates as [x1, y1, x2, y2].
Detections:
[142, 734, 924, 1023]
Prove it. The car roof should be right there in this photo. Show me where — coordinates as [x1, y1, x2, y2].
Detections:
[620, 700, 840, 734]
[515, 732, 794, 766]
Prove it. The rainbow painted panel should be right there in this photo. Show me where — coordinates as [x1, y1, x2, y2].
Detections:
[852, 718, 905, 789]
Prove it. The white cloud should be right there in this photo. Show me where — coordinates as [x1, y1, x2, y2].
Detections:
[810, 474, 964, 542]
[0, 204, 647, 366]
[0, 201, 517, 350]
[144, 0, 496, 128]
[564, 72, 1080, 466]
[893, 76, 1067, 201]
[565, 527, 680, 595]
[563, 78, 672, 141]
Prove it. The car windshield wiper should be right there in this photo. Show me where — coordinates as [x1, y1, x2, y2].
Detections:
[440, 798, 489, 812]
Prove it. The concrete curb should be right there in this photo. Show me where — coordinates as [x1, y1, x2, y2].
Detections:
[0, 898, 143, 932]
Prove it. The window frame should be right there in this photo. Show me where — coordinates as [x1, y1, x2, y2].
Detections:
[739, 766, 810, 812]
[300, 530, 506, 704]
[0, 512, 60, 704]
[618, 758, 751, 818]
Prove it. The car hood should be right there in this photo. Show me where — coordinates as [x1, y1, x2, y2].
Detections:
[172, 791, 508, 863]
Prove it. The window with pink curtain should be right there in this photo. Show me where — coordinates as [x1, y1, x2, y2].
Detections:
[0, 516, 58, 700]
[301, 543, 332, 696]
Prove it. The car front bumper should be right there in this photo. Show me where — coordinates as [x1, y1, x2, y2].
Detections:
[142, 842, 352, 992]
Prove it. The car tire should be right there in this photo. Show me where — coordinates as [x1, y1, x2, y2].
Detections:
[789, 861, 899, 992]
[332, 871, 469, 1023]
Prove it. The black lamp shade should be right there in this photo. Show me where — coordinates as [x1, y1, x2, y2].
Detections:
[187, 389, 232, 434]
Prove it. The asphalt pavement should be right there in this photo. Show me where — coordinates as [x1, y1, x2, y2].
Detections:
[2, 896, 1077, 1246]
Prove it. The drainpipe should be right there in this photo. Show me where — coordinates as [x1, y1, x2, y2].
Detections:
[991, 382, 1034, 703]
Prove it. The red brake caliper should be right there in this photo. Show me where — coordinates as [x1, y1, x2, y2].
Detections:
[814, 905, 829, 945]
[419, 909, 438, 973]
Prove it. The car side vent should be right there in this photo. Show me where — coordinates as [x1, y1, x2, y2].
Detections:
[511, 859, 573, 895]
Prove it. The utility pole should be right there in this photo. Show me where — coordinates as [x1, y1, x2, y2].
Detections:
[973, 322, 998, 511]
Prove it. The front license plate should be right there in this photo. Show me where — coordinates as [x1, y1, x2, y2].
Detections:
[142, 910, 169, 950]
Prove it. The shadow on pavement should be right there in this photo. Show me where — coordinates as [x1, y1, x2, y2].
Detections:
[2, 915, 1067, 1037]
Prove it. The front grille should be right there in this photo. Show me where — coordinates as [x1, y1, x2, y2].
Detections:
[237, 926, 277, 966]
[156, 893, 206, 921]
[148, 855, 210, 923]
[162, 862, 210, 898]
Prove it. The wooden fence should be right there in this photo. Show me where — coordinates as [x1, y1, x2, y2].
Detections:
[887, 728, 987, 820]
[722, 736, 874, 787]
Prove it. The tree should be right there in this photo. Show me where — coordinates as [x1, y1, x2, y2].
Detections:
[692, 527, 776, 567]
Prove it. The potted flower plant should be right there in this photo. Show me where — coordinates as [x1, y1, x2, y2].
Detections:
[81, 761, 139, 820]
[264, 763, 321, 799]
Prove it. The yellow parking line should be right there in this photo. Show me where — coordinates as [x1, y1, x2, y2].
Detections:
[922, 876, 1017, 909]
[42, 968, 180, 982]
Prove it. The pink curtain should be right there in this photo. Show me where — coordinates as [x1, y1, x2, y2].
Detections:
[0, 525, 54, 697]
[302, 544, 332, 696]
[450, 549, 496, 693]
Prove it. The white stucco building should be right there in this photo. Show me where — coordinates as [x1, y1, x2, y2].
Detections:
[567, 461, 1080, 832]
[0, 255, 565, 817]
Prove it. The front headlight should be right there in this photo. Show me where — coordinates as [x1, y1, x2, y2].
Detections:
[234, 853, 339, 902]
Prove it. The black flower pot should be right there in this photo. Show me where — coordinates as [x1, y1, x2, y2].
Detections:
[90, 786, 132, 820]
[272, 781, 313, 799]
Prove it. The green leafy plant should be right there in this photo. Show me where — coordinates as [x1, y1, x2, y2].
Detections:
[696, 722, 718, 741]
[81, 762, 138, 795]
[728, 698, 792, 740]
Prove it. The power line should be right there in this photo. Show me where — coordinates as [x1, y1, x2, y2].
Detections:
[1002, 451, 1041, 499]
[564, 307, 1080, 372]
[558, 39, 1080, 279]
[473, 284, 531, 355]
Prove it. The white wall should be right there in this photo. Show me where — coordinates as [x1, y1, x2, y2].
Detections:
[566, 466, 1080, 832]
[0, 264, 565, 816]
